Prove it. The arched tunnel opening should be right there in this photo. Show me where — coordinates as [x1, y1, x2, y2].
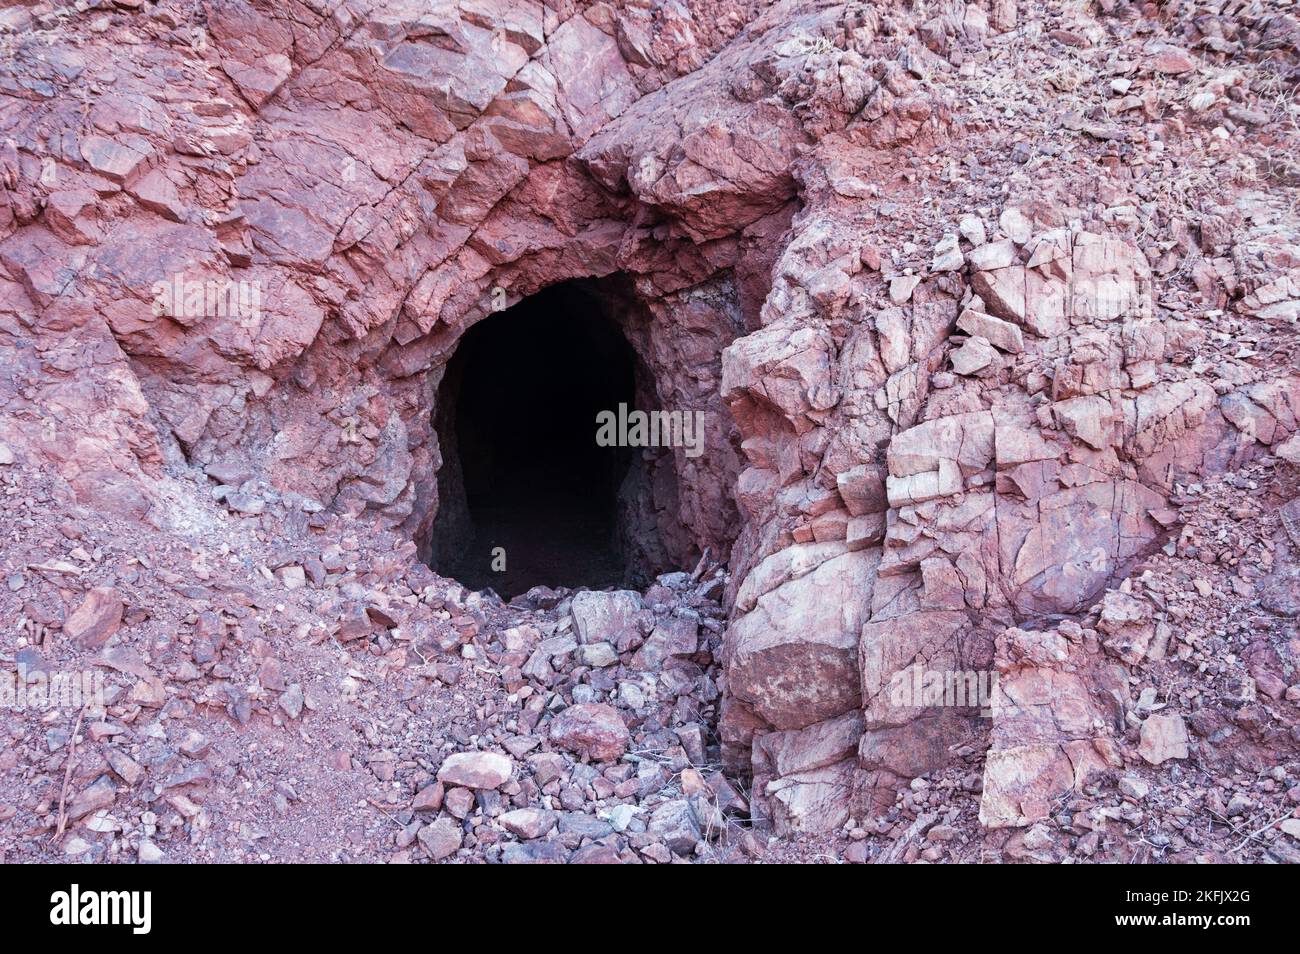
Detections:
[429, 281, 679, 598]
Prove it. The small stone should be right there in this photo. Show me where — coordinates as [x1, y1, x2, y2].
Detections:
[498, 808, 556, 840]
[580, 642, 618, 668]
[1149, 46, 1195, 75]
[417, 818, 462, 861]
[278, 683, 304, 720]
[412, 782, 444, 813]
[889, 275, 921, 304]
[950, 335, 996, 376]
[276, 565, 307, 590]
[570, 590, 644, 645]
[64, 586, 124, 650]
[606, 804, 639, 832]
[844, 840, 870, 863]
[1274, 433, 1300, 463]
[436, 751, 513, 789]
[129, 681, 167, 712]
[336, 603, 373, 642]
[999, 207, 1033, 244]
[225, 492, 264, 515]
[641, 842, 674, 863]
[106, 750, 144, 786]
[931, 234, 963, 272]
[204, 460, 253, 485]
[443, 786, 475, 819]
[617, 681, 646, 709]
[632, 615, 698, 669]
[0, 442, 13, 465]
[647, 799, 702, 855]
[63, 837, 94, 856]
[137, 840, 164, 864]
[958, 214, 987, 247]
[1119, 776, 1149, 801]
[548, 703, 630, 761]
[178, 729, 210, 758]
[1138, 713, 1190, 764]
[966, 239, 1017, 270]
[956, 308, 1023, 353]
[69, 776, 116, 821]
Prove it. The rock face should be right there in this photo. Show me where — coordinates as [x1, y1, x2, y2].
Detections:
[1, 0, 1299, 858]
[979, 622, 1123, 829]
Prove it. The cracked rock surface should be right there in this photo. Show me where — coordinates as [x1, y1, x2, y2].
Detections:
[2, 0, 1300, 862]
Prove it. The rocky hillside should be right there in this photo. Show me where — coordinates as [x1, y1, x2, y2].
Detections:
[1, 0, 1299, 863]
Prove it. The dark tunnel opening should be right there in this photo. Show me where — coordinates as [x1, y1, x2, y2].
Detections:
[429, 282, 653, 598]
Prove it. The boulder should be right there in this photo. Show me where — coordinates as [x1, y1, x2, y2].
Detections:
[548, 704, 630, 761]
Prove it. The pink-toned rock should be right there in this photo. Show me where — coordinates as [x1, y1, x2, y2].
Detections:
[417, 818, 462, 861]
[79, 135, 148, 182]
[436, 752, 513, 790]
[569, 590, 645, 646]
[1138, 713, 1190, 765]
[128, 170, 185, 222]
[412, 782, 444, 813]
[978, 621, 1122, 828]
[727, 550, 879, 730]
[1148, 46, 1196, 75]
[68, 777, 116, 821]
[498, 808, 556, 839]
[63, 587, 124, 650]
[44, 189, 101, 245]
[548, 704, 630, 761]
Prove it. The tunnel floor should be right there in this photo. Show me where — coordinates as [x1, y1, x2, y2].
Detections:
[432, 283, 640, 598]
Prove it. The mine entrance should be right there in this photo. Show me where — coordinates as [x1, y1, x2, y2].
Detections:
[430, 282, 643, 598]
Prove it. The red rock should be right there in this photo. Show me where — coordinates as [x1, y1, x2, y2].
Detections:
[548, 704, 630, 762]
[68, 777, 116, 821]
[436, 751, 513, 789]
[1148, 46, 1196, 75]
[443, 786, 475, 819]
[79, 135, 147, 181]
[498, 808, 556, 840]
[127, 170, 184, 222]
[417, 818, 462, 862]
[1139, 713, 1190, 765]
[412, 782, 444, 813]
[63, 587, 124, 650]
[336, 604, 373, 642]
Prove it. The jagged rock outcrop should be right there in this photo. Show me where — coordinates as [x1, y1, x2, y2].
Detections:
[2, 0, 1299, 850]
